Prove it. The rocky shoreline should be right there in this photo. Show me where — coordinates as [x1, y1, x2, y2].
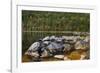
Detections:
[22, 35, 89, 62]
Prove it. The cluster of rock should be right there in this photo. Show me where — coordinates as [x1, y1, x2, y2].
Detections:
[25, 35, 90, 61]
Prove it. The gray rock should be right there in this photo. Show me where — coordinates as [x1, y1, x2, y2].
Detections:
[42, 36, 50, 41]
[74, 39, 89, 50]
[40, 50, 48, 57]
[25, 42, 40, 55]
[63, 44, 71, 52]
[47, 41, 64, 54]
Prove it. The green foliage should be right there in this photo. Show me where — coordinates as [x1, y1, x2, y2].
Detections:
[22, 10, 90, 54]
[22, 10, 90, 32]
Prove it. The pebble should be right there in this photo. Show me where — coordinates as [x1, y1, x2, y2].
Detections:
[64, 56, 71, 60]
[54, 55, 64, 59]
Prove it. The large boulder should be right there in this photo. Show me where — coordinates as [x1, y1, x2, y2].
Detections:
[25, 42, 40, 55]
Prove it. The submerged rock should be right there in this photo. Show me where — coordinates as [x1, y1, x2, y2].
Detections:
[22, 55, 32, 62]
[67, 50, 87, 60]
[68, 51, 81, 60]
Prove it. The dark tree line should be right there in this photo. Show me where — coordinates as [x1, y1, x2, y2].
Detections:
[22, 10, 90, 32]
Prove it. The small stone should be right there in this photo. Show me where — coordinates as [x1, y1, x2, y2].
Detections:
[54, 55, 64, 59]
[80, 55, 86, 60]
[64, 56, 71, 60]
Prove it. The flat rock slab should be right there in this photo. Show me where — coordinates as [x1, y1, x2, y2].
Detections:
[54, 55, 64, 59]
